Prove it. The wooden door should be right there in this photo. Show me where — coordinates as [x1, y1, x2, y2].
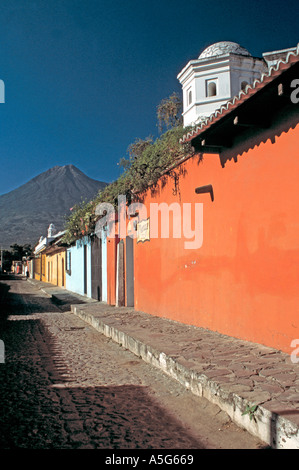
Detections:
[91, 237, 102, 300]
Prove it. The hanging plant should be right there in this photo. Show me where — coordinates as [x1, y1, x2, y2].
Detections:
[62, 94, 196, 244]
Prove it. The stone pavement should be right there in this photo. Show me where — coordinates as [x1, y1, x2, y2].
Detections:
[27, 277, 299, 449]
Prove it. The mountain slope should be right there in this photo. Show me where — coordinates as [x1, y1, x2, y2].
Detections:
[0, 165, 107, 249]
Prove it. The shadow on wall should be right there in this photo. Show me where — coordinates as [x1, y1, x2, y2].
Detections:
[133, 110, 298, 205]
[135, 153, 204, 204]
[219, 110, 298, 168]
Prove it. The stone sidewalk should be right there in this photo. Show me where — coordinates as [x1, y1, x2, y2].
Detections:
[26, 277, 299, 449]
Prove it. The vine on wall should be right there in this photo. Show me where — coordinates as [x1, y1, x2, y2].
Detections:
[62, 94, 195, 245]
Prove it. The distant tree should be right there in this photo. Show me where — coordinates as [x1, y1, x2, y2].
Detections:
[23, 244, 33, 256]
[157, 92, 183, 132]
[9, 244, 32, 260]
[2, 250, 12, 272]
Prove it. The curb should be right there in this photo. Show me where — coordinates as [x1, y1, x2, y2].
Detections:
[71, 304, 299, 449]
[25, 279, 299, 448]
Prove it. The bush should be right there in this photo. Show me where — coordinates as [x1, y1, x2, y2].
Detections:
[62, 95, 194, 244]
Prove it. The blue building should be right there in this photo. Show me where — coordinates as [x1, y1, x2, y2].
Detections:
[65, 232, 108, 301]
[65, 236, 92, 297]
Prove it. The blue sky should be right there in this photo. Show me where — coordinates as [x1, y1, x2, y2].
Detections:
[0, 0, 298, 194]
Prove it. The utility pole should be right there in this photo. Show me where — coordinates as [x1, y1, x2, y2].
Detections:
[0, 246, 3, 273]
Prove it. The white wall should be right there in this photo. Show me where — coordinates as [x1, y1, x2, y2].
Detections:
[178, 54, 267, 127]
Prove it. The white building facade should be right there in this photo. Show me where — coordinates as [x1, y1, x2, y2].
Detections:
[177, 41, 297, 128]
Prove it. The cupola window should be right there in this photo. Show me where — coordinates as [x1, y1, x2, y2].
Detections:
[186, 87, 192, 106]
[206, 79, 217, 97]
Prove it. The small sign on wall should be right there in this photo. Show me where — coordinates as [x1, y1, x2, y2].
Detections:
[137, 218, 150, 243]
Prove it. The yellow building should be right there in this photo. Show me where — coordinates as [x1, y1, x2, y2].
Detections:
[43, 238, 66, 287]
[44, 247, 66, 287]
[33, 253, 42, 280]
[33, 226, 66, 287]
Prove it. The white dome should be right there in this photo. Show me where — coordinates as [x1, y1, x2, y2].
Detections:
[199, 41, 251, 59]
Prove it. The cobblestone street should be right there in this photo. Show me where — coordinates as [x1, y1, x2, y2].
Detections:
[0, 276, 266, 449]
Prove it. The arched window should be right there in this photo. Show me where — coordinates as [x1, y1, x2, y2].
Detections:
[241, 81, 249, 92]
[186, 87, 192, 106]
[207, 81, 217, 97]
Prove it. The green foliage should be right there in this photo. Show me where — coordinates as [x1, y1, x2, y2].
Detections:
[62, 199, 98, 245]
[2, 250, 13, 272]
[63, 93, 195, 244]
[242, 404, 258, 421]
[127, 136, 154, 161]
[99, 125, 194, 204]
[0, 244, 33, 272]
[157, 92, 183, 132]
[123, 126, 193, 194]
[10, 244, 32, 259]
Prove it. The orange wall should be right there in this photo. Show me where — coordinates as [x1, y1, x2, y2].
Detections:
[134, 119, 299, 354]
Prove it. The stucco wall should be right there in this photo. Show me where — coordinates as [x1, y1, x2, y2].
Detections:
[44, 251, 66, 287]
[133, 118, 299, 354]
[65, 237, 91, 297]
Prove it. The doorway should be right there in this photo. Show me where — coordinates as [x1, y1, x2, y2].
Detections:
[91, 236, 102, 301]
[126, 236, 134, 307]
[83, 244, 88, 295]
